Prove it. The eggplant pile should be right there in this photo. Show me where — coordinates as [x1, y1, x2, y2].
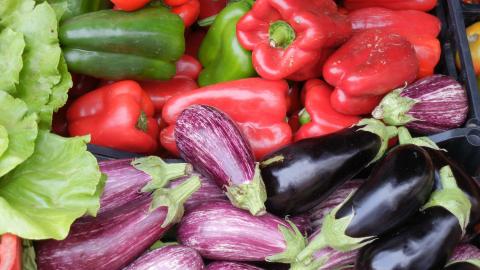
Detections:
[31, 105, 480, 270]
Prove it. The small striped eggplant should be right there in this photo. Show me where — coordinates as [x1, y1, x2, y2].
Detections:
[445, 244, 480, 270]
[178, 201, 306, 264]
[35, 177, 200, 270]
[98, 158, 225, 213]
[295, 144, 434, 269]
[309, 180, 363, 231]
[372, 74, 468, 134]
[261, 119, 397, 215]
[206, 262, 264, 270]
[175, 105, 267, 216]
[124, 245, 205, 270]
[355, 166, 471, 270]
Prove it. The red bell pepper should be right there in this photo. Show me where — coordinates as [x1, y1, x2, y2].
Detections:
[142, 54, 200, 113]
[161, 78, 292, 159]
[0, 234, 21, 270]
[198, 0, 227, 20]
[185, 28, 207, 58]
[323, 29, 418, 115]
[236, 0, 351, 81]
[295, 80, 361, 141]
[111, 0, 151, 11]
[165, 0, 200, 27]
[67, 80, 159, 154]
[349, 7, 442, 78]
[344, 0, 438, 12]
[287, 82, 302, 116]
[330, 88, 383, 116]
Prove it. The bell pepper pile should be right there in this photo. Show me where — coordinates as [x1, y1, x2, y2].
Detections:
[53, 0, 444, 156]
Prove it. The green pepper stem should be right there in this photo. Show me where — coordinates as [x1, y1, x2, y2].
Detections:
[197, 15, 217, 27]
[269, 20, 296, 49]
[136, 111, 148, 132]
[298, 108, 311, 125]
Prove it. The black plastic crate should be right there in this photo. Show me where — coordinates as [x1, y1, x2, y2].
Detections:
[89, 1, 480, 178]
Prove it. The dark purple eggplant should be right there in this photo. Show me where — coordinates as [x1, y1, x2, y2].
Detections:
[355, 165, 471, 270]
[175, 105, 267, 216]
[206, 262, 264, 270]
[35, 177, 200, 270]
[178, 201, 306, 263]
[124, 245, 205, 270]
[372, 74, 468, 134]
[295, 144, 434, 268]
[260, 119, 397, 215]
[445, 244, 480, 270]
[98, 158, 225, 213]
[356, 207, 463, 270]
[309, 180, 363, 231]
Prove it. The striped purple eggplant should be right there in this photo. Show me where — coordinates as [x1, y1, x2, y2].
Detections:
[178, 201, 306, 263]
[206, 262, 264, 270]
[98, 158, 225, 213]
[308, 180, 363, 231]
[124, 245, 205, 270]
[35, 177, 200, 270]
[289, 214, 312, 236]
[445, 244, 480, 269]
[175, 105, 267, 216]
[372, 74, 468, 134]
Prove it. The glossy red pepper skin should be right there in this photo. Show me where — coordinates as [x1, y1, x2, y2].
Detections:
[199, 0, 227, 20]
[161, 78, 292, 159]
[323, 29, 418, 98]
[167, 0, 200, 27]
[111, 0, 151, 11]
[344, 0, 438, 12]
[236, 0, 351, 80]
[295, 80, 360, 141]
[67, 80, 159, 154]
[0, 234, 21, 270]
[349, 7, 441, 78]
[330, 88, 383, 116]
[175, 54, 202, 80]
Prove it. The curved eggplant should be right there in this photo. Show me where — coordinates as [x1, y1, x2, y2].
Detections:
[445, 263, 480, 270]
[124, 245, 205, 270]
[425, 148, 480, 239]
[261, 119, 397, 215]
[356, 207, 463, 270]
[294, 144, 434, 268]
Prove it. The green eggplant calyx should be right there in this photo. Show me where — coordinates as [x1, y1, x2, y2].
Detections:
[447, 259, 480, 268]
[356, 118, 398, 164]
[150, 175, 201, 227]
[372, 88, 417, 125]
[225, 163, 268, 216]
[260, 155, 285, 168]
[266, 220, 307, 264]
[136, 111, 148, 132]
[298, 108, 311, 126]
[269, 20, 296, 49]
[131, 156, 191, 192]
[422, 166, 471, 234]
[398, 127, 441, 150]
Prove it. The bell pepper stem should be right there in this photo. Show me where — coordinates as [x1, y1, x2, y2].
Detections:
[136, 111, 148, 132]
[298, 108, 311, 125]
[269, 20, 296, 49]
[198, 15, 217, 27]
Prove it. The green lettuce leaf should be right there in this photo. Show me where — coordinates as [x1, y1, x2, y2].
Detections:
[0, 91, 38, 178]
[0, 131, 102, 240]
[0, 28, 25, 94]
[0, 125, 8, 158]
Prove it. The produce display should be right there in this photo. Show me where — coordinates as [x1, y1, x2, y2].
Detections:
[2, 0, 480, 270]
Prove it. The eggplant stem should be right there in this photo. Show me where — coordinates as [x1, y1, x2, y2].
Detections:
[398, 127, 441, 150]
[356, 118, 398, 164]
[296, 232, 327, 265]
[266, 220, 307, 264]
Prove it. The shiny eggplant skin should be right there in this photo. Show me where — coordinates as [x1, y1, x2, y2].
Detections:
[426, 148, 480, 239]
[356, 207, 463, 270]
[336, 144, 434, 238]
[260, 128, 380, 215]
[445, 262, 480, 270]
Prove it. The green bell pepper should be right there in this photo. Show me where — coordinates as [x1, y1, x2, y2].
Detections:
[48, 0, 112, 21]
[59, 8, 185, 81]
[198, 0, 256, 87]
